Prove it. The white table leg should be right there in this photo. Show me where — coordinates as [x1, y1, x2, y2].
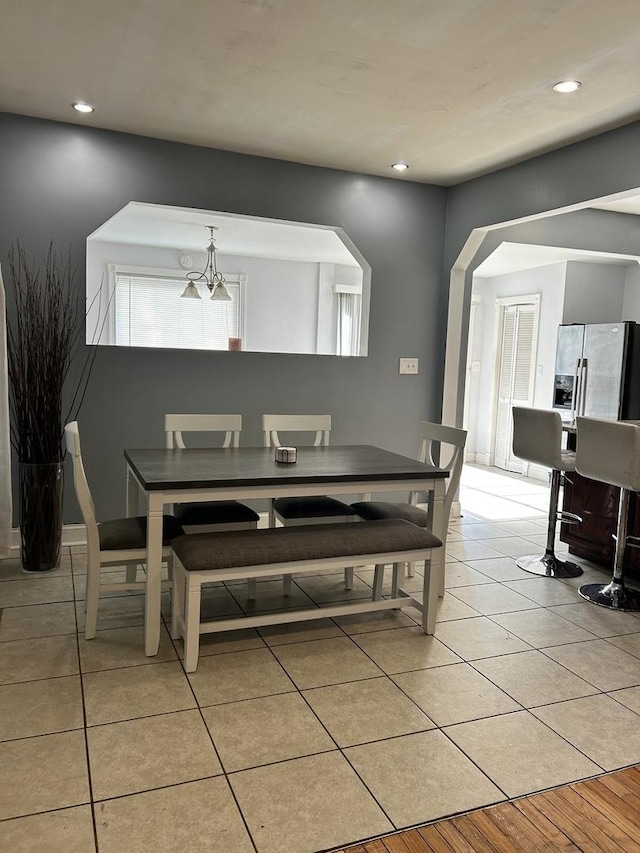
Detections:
[125, 467, 141, 584]
[145, 492, 165, 656]
[430, 480, 446, 599]
[125, 466, 140, 516]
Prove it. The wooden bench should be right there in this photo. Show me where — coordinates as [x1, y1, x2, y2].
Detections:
[170, 518, 442, 671]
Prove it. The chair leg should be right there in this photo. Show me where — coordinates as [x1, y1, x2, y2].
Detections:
[247, 578, 257, 599]
[344, 567, 354, 590]
[170, 562, 184, 640]
[391, 562, 404, 597]
[125, 565, 138, 583]
[372, 564, 384, 601]
[183, 578, 202, 673]
[85, 558, 100, 640]
[406, 561, 415, 578]
[516, 469, 583, 578]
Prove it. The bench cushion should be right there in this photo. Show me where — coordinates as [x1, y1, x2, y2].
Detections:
[351, 501, 428, 527]
[175, 500, 259, 526]
[172, 518, 441, 572]
[99, 515, 184, 551]
[273, 495, 354, 519]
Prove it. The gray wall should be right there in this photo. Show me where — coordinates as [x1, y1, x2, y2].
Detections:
[0, 114, 447, 522]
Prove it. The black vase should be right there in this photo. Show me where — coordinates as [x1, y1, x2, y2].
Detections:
[18, 461, 64, 572]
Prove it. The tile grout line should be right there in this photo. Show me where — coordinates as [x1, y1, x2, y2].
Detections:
[159, 609, 261, 853]
[5, 470, 640, 847]
[70, 546, 101, 853]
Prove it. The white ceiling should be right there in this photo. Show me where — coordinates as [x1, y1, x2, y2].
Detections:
[474, 241, 639, 278]
[89, 202, 360, 265]
[3, 1, 640, 184]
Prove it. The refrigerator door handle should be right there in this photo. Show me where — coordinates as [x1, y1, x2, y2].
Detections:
[579, 358, 588, 417]
[570, 357, 581, 424]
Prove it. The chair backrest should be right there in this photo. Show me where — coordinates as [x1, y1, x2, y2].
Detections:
[417, 421, 467, 515]
[262, 414, 331, 448]
[576, 416, 640, 491]
[512, 407, 564, 470]
[64, 421, 99, 551]
[164, 414, 242, 449]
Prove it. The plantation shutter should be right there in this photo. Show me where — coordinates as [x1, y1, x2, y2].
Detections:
[114, 273, 240, 349]
[494, 303, 537, 472]
[336, 292, 361, 356]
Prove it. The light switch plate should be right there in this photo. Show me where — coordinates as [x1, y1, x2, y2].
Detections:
[399, 357, 419, 374]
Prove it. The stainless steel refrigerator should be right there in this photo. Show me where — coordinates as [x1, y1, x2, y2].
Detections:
[553, 321, 640, 423]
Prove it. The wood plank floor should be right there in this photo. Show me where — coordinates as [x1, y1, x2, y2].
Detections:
[339, 767, 640, 852]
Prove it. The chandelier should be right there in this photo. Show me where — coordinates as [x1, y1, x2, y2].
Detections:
[180, 225, 232, 301]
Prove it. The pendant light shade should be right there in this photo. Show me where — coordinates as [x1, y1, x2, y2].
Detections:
[180, 282, 202, 299]
[210, 282, 232, 301]
[180, 225, 232, 302]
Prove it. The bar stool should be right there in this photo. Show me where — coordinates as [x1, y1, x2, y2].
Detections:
[511, 407, 583, 578]
[575, 416, 640, 611]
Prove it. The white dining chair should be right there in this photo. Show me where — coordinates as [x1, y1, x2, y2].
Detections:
[262, 414, 356, 593]
[351, 421, 467, 594]
[165, 414, 261, 597]
[165, 414, 260, 532]
[65, 421, 182, 640]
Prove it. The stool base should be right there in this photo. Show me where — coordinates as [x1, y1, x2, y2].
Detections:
[579, 581, 640, 611]
[516, 553, 583, 578]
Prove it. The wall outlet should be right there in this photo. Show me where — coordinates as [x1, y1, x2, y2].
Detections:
[471, 361, 481, 372]
[399, 357, 419, 375]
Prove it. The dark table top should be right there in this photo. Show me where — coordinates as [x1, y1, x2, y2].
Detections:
[124, 445, 449, 491]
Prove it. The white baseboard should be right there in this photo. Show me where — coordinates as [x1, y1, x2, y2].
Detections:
[527, 463, 551, 483]
[10, 524, 89, 551]
[466, 451, 493, 466]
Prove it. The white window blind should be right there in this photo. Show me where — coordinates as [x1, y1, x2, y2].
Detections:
[114, 273, 241, 350]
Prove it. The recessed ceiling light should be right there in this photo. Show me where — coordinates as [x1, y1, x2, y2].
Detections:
[72, 102, 95, 113]
[552, 80, 581, 94]
[391, 162, 409, 172]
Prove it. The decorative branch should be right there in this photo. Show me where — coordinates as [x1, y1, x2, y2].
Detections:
[5, 242, 98, 464]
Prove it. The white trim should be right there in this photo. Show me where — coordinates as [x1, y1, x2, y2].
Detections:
[442, 185, 640, 431]
[494, 292, 541, 308]
[333, 282, 362, 294]
[490, 295, 540, 470]
[0, 266, 10, 559]
[9, 524, 88, 550]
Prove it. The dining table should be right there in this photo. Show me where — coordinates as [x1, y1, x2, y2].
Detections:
[124, 444, 450, 656]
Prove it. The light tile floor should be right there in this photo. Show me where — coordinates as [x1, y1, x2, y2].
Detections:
[2, 464, 640, 851]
